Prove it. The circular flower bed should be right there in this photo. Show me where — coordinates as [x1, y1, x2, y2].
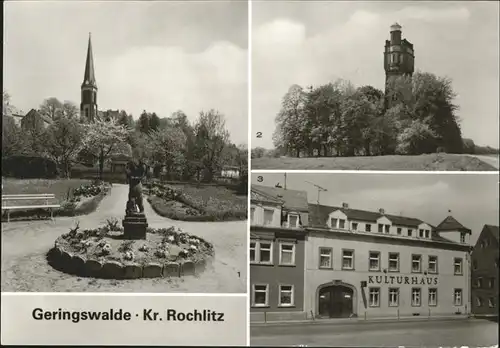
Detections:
[47, 224, 214, 279]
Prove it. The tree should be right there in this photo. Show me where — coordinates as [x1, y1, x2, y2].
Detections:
[44, 118, 84, 177]
[193, 109, 230, 182]
[251, 147, 266, 159]
[61, 101, 79, 119]
[40, 97, 63, 120]
[273, 84, 308, 157]
[148, 126, 187, 179]
[150, 112, 160, 131]
[82, 118, 130, 179]
[396, 119, 438, 155]
[2, 115, 27, 158]
[138, 111, 150, 133]
[3, 90, 21, 116]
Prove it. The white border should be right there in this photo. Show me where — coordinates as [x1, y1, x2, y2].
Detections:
[246, 0, 252, 345]
[251, 170, 498, 174]
[1, 292, 247, 297]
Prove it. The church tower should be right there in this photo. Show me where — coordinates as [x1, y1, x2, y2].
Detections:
[384, 23, 414, 86]
[80, 33, 98, 122]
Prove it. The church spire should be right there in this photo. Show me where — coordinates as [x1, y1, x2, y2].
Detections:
[82, 32, 96, 87]
[80, 32, 98, 122]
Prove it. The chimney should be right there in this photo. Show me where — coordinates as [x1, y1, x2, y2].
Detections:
[379, 208, 385, 215]
[342, 203, 349, 209]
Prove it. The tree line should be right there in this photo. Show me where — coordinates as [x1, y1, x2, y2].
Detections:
[271, 71, 495, 158]
[2, 92, 248, 184]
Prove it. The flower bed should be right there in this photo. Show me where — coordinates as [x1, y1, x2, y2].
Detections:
[47, 221, 214, 279]
[146, 182, 247, 221]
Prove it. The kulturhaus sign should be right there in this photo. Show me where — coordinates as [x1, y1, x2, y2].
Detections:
[366, 274, 439, 286]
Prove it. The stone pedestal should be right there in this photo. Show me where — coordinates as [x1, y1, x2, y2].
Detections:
[122, 212, 148, 240]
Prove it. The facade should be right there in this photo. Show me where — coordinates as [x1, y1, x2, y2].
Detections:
[250, 185, 309, 322]
[384, 22, 415, 86]
[471, 225, 499, 317]
[305, 203, 471, 320]
[80, 33, 98, 122]
[249, 184, 475, 322]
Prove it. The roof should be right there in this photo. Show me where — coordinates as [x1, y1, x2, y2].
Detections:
[483, 224, 499, 242]
[24, 109, 52, 124]
[308, 203, 426, 228]
[252, 184, 308, 212]
[250, 189, 283, 205]
[436, 216, 471, 234]
[82, 33, 97, 87]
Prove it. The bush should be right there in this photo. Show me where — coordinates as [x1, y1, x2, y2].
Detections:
[73, 183, 103, 197]
[2, 155, 58, 178]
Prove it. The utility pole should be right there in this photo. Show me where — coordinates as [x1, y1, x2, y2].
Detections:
[284, 173, 287, 190]
[305, 181, 327, 227]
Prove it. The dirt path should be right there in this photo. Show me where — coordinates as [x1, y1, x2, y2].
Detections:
[1, 184, 247, 293]
[468, 155, 499, 169]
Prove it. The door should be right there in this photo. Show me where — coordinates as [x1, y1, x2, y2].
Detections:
[318, 285, 354, 318]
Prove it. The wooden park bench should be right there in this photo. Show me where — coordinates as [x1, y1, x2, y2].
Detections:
[1, 194, 61, 222]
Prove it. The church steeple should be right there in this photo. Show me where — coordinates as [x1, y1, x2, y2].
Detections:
[80, 32, 98, 122]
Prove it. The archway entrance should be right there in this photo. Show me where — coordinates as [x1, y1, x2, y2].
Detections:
[318, 285, 354, 318]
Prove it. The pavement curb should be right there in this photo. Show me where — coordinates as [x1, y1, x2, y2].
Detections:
[251, 315, 471, 327]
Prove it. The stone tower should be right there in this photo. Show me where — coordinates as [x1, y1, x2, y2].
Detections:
[384, 23, 414, 86]
[80, 33, 98, 122]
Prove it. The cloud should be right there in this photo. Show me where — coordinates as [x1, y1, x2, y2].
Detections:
[395, 6, 470, 22]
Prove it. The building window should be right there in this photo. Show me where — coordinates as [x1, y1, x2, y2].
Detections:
[411, 288, 421, 307]
[263, 209, 274, 226]
[389, 288, 399, 307]
[352, 222, 358, 231]
[454, 258, 463, 275]
[476, 297, 483, 307]
[460, 234, 465, 243]
[369, 288, 380, 307]
[369, 251, 380, 271]
[252, 284, 269, 307]
[412, 254, 422, 273]
[475, 278, 483, 288]
[279, 243, 295, 266]
[489, 298, 495, 308]
[250, 207, 255, 223]
[330, 218, 338, 228]
[319, 247, 333, 269]
[339, 219, 346, 229]
[342, 249, 354, 270]
[388, 252, 400, 272]
[489, 278, 495, 288]
[278, 285, 294, 307]
[419, 229, 424, 238]
[250, 240, 273, 264]
[385, 225, 390, 233]
[454, 289, 462, 306]
[365, 224, 372, 232]
[288, 214, 299, 228]
[428, 256, 438, 274]
[250, 241, 256, 262]
[428, 288, 437, 306]
[425, 230, 430, 238]
[408, 229, 413, 237]
[397, 227, 402, 235]
[378, 224, 383, 233]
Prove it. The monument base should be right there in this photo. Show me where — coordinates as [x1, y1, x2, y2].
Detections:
[122, 213, 148, 240]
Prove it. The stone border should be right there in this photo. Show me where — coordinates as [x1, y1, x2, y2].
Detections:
[47, 244, 213, 280]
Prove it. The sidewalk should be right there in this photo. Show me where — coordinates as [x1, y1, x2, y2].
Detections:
[251, 314, 471, 327]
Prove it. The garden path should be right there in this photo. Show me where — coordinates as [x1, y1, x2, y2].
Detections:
[1, 184, 246, 293]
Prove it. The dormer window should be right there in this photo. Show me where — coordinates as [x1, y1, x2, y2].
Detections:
[419, 229, 424, 238]
[330, 218, 338, 228]
[339, 219, 345, 229]
[287, 213, 299, 228]
[425, 230, 430, 238]
[352, 223, 358, 231]
[378, 224, 383, 233]
[263, 209, 273, 226]
[408, 229, 413, 237]
[384, 225, 390, 233]
[460, 233, 465, 243]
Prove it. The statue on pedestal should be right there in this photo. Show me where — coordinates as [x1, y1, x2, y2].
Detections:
[122, 157, 148, 240]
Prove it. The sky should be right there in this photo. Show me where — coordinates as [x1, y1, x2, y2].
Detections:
[251, 172, 499, 246]
[252, 1, 500, 149]
[4, 1, 248, 145]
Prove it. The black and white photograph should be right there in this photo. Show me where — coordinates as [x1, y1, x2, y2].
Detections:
[249, 172, 499, 347]
[251, 1, 499, 171]
[2, 1, 248, 293]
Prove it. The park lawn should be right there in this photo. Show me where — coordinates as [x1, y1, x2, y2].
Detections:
[149, 183, 247, 221]
[251, 153, 497, 171]
[2, 178, 93, 203]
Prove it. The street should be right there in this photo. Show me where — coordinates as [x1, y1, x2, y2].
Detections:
[251, 318, 498, 347]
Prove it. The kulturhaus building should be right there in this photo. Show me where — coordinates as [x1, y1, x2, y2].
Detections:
[250, 185, 473, 323]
